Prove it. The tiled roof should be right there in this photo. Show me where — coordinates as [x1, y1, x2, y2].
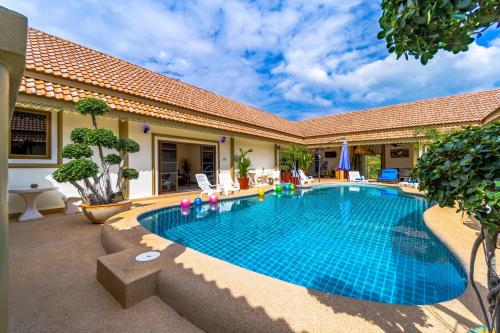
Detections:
[20, 28, 500, 144]
[298, 89, 500, 138]
[20, 76, 302, 143]
[26, 28, 302, 137]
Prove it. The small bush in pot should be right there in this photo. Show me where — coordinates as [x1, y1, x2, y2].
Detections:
[234, 148, 253, 190]
[53, 98, 140, 223]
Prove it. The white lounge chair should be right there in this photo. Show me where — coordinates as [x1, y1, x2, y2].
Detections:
[348, 171, 368, 183]
[219, 172, 240, 195]
[298, 169, 313, 185]
[399, 179, 419, 189]
[195, 173, 222, 197]
[249, 171, 265, 188]
[270, 170, 281, 184]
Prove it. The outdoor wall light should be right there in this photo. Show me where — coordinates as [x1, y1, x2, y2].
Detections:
[219, 136, 226, 143]
[142, 124, 151, 134]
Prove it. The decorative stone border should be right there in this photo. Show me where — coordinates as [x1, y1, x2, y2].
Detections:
[98, 182, 478, 333]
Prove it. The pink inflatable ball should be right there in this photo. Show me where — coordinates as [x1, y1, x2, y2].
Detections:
[180, 207, 190, 216]
[209, 194, 219, 204]
[180, 198, 191, 208]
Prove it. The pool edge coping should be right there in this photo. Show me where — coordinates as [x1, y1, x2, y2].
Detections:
[97, 181, 482, 332]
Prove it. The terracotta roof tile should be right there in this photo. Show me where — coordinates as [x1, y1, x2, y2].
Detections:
[21, 27, 500, 144]
[299, 89, 500, 140]
[26, 28, 301, 136]
[19, 77, 302, 143]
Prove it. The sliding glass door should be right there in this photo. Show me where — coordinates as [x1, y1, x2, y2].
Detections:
[158, 142, 177, 194]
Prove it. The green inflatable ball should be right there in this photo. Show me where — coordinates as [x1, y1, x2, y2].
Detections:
[275, 184, 283, 192]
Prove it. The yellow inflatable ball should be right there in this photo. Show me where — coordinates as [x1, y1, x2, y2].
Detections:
[258, 189, 265, 196]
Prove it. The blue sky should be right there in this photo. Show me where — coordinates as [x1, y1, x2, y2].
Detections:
[2, 0, 500, 120]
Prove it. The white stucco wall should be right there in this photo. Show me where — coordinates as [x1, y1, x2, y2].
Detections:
[127, 121, 232, 198]
[8, 111, 119, 214]
[8, 112, 278, 213]
[384, 143, 413, 169]
[234, 137, 275, 175]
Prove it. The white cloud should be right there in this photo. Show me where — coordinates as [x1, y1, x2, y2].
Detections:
[331, 43, 500, 105]
[1, 0, 498, 120]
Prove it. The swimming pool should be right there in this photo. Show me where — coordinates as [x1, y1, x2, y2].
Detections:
[139, 184, 467, 305]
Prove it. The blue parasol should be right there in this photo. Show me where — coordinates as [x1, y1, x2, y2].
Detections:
[338, 139, 350, 170]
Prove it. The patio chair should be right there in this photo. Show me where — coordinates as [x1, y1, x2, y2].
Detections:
[298, 169, 313, 186]
[270, 170, 281, 184]
[195, 173, 222, 197]
[249, 171, 266, 188]
[399, 178, 419, 189]
[218, 172, 240, 195]
[348, 171, 368, 183]
[377, 169, 399, 183]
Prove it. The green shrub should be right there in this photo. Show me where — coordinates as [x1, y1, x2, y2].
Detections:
[104, 154, 121, 165]
[76, 98, 109, 116]
[116, 138, 140, 153]
[122, 168, 139, 180]
[61, 143, 93, 159]
[53, 159, 98, 183]
[86, 128, 118, 149]
[70, 128, 92, 144]
[53, 98, 140, 205]
[414, 121, 500, 230]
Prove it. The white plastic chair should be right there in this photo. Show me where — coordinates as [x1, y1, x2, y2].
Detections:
[348, 171, 368, 183]
[298, 169, 313, 185]
[270, 170, 281, 184]
[218, 172, 240, 195]
[195, 174, 222, 197]
[249, 171, 265, 188]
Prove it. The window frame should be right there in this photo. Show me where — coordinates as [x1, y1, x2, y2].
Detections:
[9, 108, 52, 160]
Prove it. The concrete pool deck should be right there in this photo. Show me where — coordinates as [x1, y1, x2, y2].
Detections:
[9, 181, 487, 332]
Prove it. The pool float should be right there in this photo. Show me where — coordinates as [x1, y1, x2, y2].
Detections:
[209, 194, 219, 204]
[284, 183, 291, 191]
[258, 189, 265, 196]
[194, 197, 202, 206]
[180, 198, 191, 208]
[275, 184, 283, 192]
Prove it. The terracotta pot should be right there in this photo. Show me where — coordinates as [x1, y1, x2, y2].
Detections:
[281, 171, 292, 183]
[238, 177, 250, 190]
[81, 200, 132, 224]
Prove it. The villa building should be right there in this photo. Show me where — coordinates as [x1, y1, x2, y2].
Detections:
[8, 28, 500, 215]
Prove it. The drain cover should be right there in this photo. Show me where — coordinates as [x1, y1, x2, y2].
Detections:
[135, 251, 161, 262]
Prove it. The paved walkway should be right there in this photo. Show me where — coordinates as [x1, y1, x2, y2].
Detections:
[8, 212, 203, 333]
[8, 181, 487, 332]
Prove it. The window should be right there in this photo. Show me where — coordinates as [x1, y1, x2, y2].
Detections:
[9, 109, 51, 159]
[325, 151, 337, 158]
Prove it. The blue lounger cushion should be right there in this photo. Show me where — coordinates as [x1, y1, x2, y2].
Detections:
[377, 169, 398, 181]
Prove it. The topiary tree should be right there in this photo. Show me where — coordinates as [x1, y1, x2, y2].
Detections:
[53, 98, 140, 205]
[378, 0, 500, 64]
[414, 121, 500, 332]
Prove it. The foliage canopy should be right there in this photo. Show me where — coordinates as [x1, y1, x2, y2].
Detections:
[378, 0, 500, 64]
[414, 121, 500, 230]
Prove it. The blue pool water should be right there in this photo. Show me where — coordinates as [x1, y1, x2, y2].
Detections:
[139, 184, 467, 305]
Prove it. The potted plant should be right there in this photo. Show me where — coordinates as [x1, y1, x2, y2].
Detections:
[279, 146, 294, 182]
[52, 98, 140, 223]
[279, 145, 313, 183]
[234, 148, 253, 190]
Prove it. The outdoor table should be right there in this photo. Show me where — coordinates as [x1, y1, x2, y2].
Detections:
[9, 187, 58, 222]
